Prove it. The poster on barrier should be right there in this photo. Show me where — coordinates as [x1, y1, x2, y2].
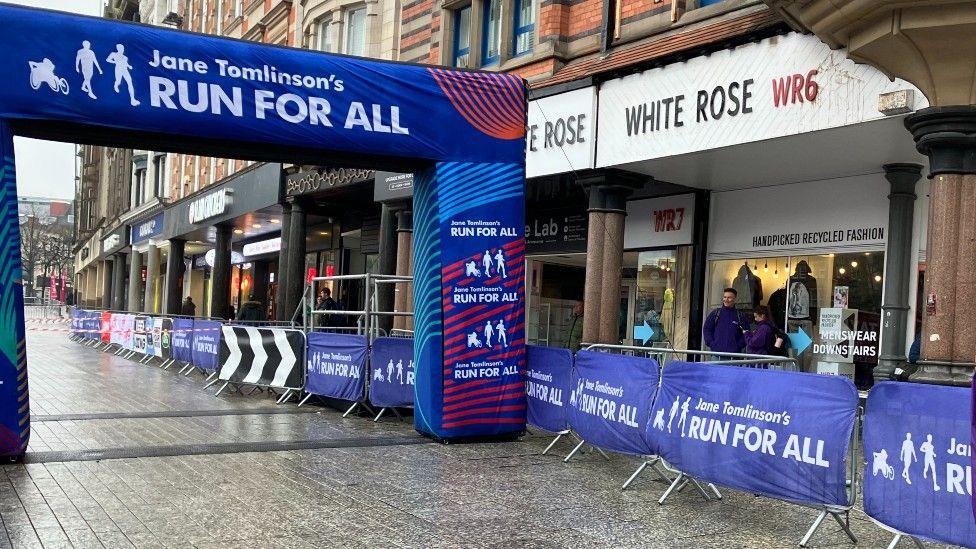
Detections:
[525, 345, 571, 434]
[369, 337, 415, 408]
[153, 318, 172, 359]
[100, 311, 112, 343]
[567, 350, 657, 456]
[863, 382, 975, 547]
[171, 318, 194, 363]
[144, 317, 157, 356]
[191, 320, 222, 372]
[647, 361, 857, 507]
[133, 316, 148, 354]
[122, 315, 135, 350]
[218, 326, 305, 389]
[306, 332, 368, 401]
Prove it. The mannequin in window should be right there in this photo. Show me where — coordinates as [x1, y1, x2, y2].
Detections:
[787, 260, 818, 320]
[731, 262, 762, 311]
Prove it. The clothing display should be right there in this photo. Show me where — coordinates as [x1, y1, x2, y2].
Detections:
[787, 260, 818, 320]
[731, 263, 763, 310]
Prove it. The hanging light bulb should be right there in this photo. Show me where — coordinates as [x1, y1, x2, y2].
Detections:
[874, 275, 882, 282]
[851, 260, 858, 268]
[764, 260, 768, 273]
[839, 267, 846, 275]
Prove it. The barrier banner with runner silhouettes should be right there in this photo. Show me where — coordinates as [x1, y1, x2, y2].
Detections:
[647, 361, 857, 507]
[567, 350, 657, 456]
[863, 382, 976, 547]
[190, 320, 221, 372]
[306, 332, 368, 401]
[369, 337, 415, 408]
[525, 345, 572, 434]
[171, 318, 194, 364]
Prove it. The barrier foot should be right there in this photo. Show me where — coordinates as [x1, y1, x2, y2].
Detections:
[297, 393, 314, 407]
[887, 534, 924, 549]
[184, 365, 197, 377]
[564, 440, 586, 463]
[214, 382, 230, 397]
[707, 483, 723, 500]
[622, 461, 649, 490]
[651, 459, 674, 484]
[829, 511, 856, 545]
[342, 402, 359, 418]
[275, 390, 293, 404]
[594, 446, 611, 461]
[798, 510, 828, 548]
[246, 386, 262, 396]
[658, 473, 686, 504]
[542, 432, 565, 456]
[202, 375, 219, 389]
[373, 408, 387, 422]
[391, 407, 405, 422]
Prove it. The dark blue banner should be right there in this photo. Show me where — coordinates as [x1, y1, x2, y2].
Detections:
[306, 332, 368, 401]
[0, 4, 523, 165]
[369, 337, 415, 409]
[70, 309, 82, 337]
[863, 382, 975, 547]
[171, 318, 194, 363]
[426, 162, 526, 437]
[525, 345, 571, 434]
[648, 361, 857, 507]
[567, 350, 657, 456]
[190, 320, 221, 372]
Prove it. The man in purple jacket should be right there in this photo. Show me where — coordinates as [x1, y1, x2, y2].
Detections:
[703, 288, 748, 354]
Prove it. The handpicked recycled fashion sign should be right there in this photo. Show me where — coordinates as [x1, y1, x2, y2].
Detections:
[647, 361, 857, 507]
[863, 382, 976, 547]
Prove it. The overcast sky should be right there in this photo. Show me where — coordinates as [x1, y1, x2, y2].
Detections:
[11, 0, 104, 201]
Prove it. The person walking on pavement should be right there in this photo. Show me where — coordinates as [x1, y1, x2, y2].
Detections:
[568, 301, 584, 352]
[181, 296, 196, 317]
[703, 288, 749, 354]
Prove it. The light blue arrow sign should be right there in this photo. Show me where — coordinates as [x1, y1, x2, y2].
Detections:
[634, 321, 657, 344]
[788, 327, 813, 355]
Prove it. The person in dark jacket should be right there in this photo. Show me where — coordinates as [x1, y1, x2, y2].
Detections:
[181, 296, 196, 317]
[237, 298, 266, 322]
[743, 305, 777, 356]
[703, 288, 748, 354]
[568, 301, 584, 352]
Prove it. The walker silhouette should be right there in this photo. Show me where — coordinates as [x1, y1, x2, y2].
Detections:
[496, 319, 508, 347]
[484, 320, 494, 348]
[75, 41, 102, 99]
[901, 432, 917, 485]
[28, 58, 69, 95]
[106, 44, 139, 106]
[494, 249, 506, 278]
[482, 250, 493, 277]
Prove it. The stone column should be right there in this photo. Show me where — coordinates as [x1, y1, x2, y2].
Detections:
[393, 209, 413, 331]
[126, 251, 143, 312]
[284, 198, 307, 322]
[211, 224, 233, 320]
[100, 259, 112, 310]
[143, 245, 161, 313]
[376, 202, 400, 334]
[111, 252, 127, 311]
[164, 239, 185, 315]
[906, 106, 976, 385]
[251, 260, 269, 307]
[579, 171, 643, 345]
[876, 164, 922, 380]
[275, 202, 292, 320]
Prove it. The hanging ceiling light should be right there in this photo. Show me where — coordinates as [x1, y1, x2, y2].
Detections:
[874, 275, 882, 282]
[839, 267, 846, 275]
[851, 260, 858, 268]
[764, 260, 768, 273]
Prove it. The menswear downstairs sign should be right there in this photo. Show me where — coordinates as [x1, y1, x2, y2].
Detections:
[597, 32, 927, 167]
[0, 3, 527, 456]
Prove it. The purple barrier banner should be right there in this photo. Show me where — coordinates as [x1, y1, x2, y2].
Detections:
[525, 345, 571, 434]
[567, 350, 657, 456]
[648, 361, 857, 507]
[369, 337, 415, 409]
[171, 318, 194, 363]
[306, 332, 368, 401]
[191, 320, 221, 372]
[864, 382, 975, 547]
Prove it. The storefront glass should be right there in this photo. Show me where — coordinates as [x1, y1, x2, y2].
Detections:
[707, 252, 884, 388]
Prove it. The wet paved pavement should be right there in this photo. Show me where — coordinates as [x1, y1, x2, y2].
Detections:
[0, 329, 946, 548]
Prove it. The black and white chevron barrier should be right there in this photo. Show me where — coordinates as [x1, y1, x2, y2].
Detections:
[215, 326, 305, 403]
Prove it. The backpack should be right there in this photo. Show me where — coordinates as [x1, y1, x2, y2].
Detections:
[769, 326, 790, 357]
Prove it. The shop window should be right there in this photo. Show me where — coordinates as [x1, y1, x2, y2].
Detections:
[453, 5, 471, 67]
[482, 0, 502, 66]
[512, 0, 535, 57]
[707, 252, 884, 389]
[318, 17, 333, 52]
[344, 7, 366, 56]
[153, 155, 167, 199]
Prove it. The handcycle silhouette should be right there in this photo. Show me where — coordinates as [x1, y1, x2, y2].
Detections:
[28, 58, 69, 95]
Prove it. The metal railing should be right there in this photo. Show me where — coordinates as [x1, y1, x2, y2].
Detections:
[583, 343, 799, 371]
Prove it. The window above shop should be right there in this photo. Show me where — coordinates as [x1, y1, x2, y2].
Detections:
[513, 0, 535, 58]
[344, 6, 366, 56]
[317, 17, 333, 52]
[453, 5, 472, 67]
[448, 0, 536, 69]
[481, 0, 502, 66]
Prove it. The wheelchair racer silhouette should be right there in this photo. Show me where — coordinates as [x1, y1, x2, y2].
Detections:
[29, 58, 69, 95]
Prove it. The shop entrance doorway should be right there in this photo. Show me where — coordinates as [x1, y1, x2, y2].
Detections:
[0, 3, 527, 456]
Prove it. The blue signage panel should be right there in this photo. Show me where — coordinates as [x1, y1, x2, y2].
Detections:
[369, 337, 415, 409]
[190, 320, 221, 372]
[863, 382, 976, 547]
[171, 318, 194, 363]
[306, 332, 368, 401]
[567, 350, 657, 456]
[0, 4, 523, 165]
[525, 345, 571, 434]
[648, 361, 857, 507]
[130, 212, 164, 243]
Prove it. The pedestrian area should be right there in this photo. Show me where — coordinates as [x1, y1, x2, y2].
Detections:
[0, 331, 944, 548]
